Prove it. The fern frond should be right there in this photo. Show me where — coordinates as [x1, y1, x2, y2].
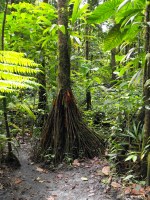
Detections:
[0, 95, 5, 99]
[0, 64, 40, 74]
[0, 87, 17, 93]
[0, 51, 40, 96]
[0, 51, 39, 68]
[0, 71, 35, 82]
[0, 80, 33, 89]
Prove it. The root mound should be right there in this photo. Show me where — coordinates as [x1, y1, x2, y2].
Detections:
[40, 89, 104, 164]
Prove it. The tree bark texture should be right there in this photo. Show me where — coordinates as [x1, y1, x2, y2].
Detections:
[57, 0, 70, 90]
[38, 57, 47, 126]
[40, 0, 104, 164]
[85, 26, 92, 110]
[111, 48, 117, 81]
[143, 3, 150, 185]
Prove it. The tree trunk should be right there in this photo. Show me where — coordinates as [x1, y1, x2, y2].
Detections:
[40, 0, 104, 164]
[1, 0, 20, 167]
[143, 3, 150, 186]
[57, 0, 70, 90]
[1, 0, 12, 154]
[37, 57, 47, 127]
[85, 26, 92, 110]
[111, 48, 117, 83]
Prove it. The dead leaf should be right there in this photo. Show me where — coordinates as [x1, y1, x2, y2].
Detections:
[36, 167, 44, 172]
[0, 183, 3, 190]
[81, 177, 88, 181]
[108, 176, 112, 184]
[88, 193, 95, 197]
[111, 181, 121, 189]
[36, 167, 48, 173]
[36, 177, 41, 181]
[72, 159, 80, 167]
[46, 196, 55, 200]
[35, 177, 45, 183]
[145, 186, 150, 192]
[57, 174, 64, 179]
[102, 166, 110, 176]
[39, 180, 45, 183]
[15, 178, 23, 184]
[131, 184, 145, 195]
[124, 187, 131, 195]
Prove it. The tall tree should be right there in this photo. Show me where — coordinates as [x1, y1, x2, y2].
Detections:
[143, 2, 150, 186]
[40, 0, 104, 164]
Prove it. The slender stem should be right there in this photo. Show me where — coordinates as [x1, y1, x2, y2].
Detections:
[1, 0, 12, 154]
[1, 0, 8, 51]
[3, 96, 12, 153]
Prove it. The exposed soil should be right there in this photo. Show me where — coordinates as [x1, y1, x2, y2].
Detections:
[0, 141, 145, 200]
[0, 142, 114, 200]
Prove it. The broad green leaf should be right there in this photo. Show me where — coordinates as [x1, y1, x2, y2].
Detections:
[71, 0, 82, 24]
[87, 0, 122, 24]
[122, 23, 141, 42]
[129, 69, 142, 87]
[117, 0, 130, 11]
[104, 24, 125, 51]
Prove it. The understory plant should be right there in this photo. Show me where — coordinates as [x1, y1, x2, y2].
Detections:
[0, 51, 40, 164]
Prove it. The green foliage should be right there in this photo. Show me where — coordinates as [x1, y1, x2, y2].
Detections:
[87, 0, 122, 24]
[70, 0, 89, 25]
[0, 51, 40, 95]
[104, 24, 124, 51]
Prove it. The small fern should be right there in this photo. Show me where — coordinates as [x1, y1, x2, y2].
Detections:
[0, 51, 41, 95]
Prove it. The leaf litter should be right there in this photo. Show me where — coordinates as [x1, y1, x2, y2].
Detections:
[0, 141, 149, 200]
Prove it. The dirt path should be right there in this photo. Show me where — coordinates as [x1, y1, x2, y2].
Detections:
[0, 142, 117, 200]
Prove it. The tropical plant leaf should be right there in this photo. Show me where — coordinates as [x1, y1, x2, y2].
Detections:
[87, 0, 122, 24]
[71, 0, 82, 24]
[16, 103, 36, 120]
[0, 51, 39, 68]
[0, 51, 40, 97]
[104, 24, 125, 51]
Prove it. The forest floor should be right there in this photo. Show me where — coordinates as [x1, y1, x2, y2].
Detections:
[0, 139, 149, 200]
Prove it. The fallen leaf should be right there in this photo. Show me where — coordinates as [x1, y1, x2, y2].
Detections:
[15, 178, 23, 184]
[103, 185, 110, 193]
[146, 186, 150, 192]
[39, 180, 45, 183]
[35, 177, 45, 183]
[36, 167, 47, 173]
[124, 187, 131, 195]
[88, 193, 95, 197]
[46, 196, 55, 200]
[131, 184, 145, 195]
[57, 174, 64, 179]
[111, 182, 121, 188]
[108, 176, 112, 184]
[72, 159, 80, 167]
[102, 166, 110, 176]
[0, 183, 3, 190]
[36, 177, 41, 181]
[81, 177, 88, 181]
